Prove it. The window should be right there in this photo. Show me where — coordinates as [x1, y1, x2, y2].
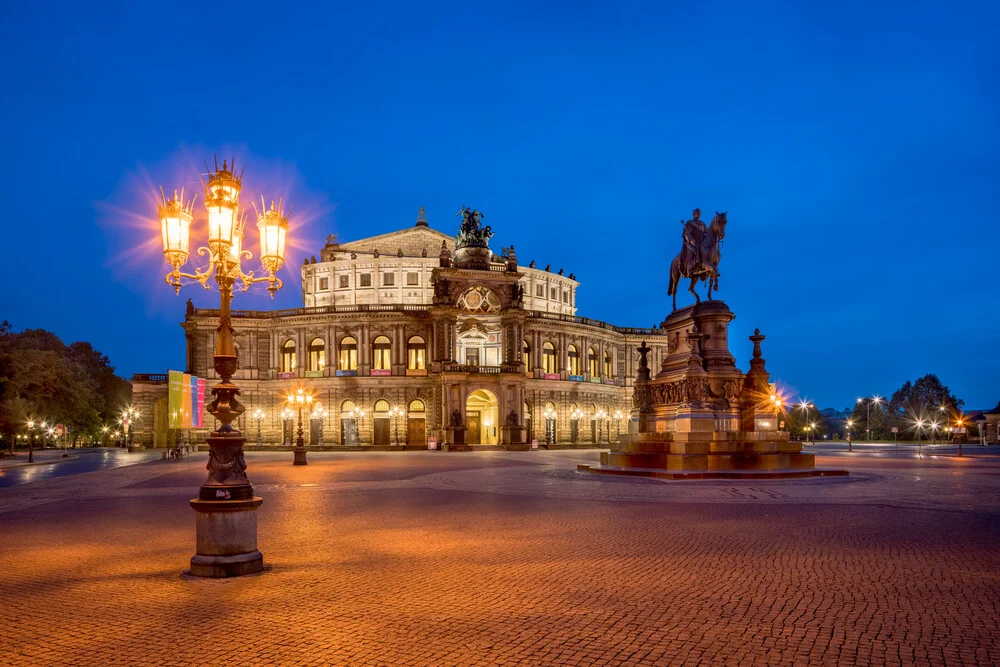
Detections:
[360, 274, 372, 287]
[551, 288, 557, 300]
[339, 336, 358, 370]
[604, 351, 613, 378]
[319, 277, 329, 291]
[383, 273, 394, 286]
[406, 272, 419, 286]
[567, 345, 580, 375]
[588, 347, 597, 376]
[523, 340, 531, 373]
[373, 336, 391, 370]
[373, 399, 390, 414]
[563, 291, 569, 303]
[338, 275, 348, 288]
[409, 399, 425, 413]
[407, 336, 426, 370]
[536, 285, 544, 297]
[280, 340, 296, 373]
[309, 338, 326, 372]
[542, 342, 557, 374]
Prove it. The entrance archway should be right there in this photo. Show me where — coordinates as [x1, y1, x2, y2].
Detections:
[466, 389, 499, 445]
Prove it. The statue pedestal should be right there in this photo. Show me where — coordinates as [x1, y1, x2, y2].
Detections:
[502, 425, 528, 450]
[580, 301, 846, 480]
[446, 426, 470, 452]
[189, 498, 264, 578]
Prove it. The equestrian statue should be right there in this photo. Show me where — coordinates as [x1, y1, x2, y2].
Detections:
[667, 208, 728, 310]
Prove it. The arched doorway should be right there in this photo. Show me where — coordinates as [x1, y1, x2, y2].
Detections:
[466, 389, 499, 445]
[340, 400, 359, 446]
[407, 399, 426, 446]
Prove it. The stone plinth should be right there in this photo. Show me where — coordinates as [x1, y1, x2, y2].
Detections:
[189, 497, 264, 578]
[580, 301, 846, 480]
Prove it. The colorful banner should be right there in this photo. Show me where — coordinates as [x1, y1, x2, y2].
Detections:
[168, 370, 206, 429]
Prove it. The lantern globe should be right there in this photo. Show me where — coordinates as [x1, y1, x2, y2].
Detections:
[257, 199, 289, 273]
[158, 189, 194, 266]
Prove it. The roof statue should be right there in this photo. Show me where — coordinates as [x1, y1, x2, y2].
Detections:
[455, 207, 492, 249]
[667, 208, 728, 310]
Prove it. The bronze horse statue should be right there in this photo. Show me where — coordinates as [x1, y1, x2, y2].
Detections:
[667, 211, 727, 310]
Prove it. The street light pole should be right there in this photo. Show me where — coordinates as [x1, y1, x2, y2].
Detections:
[289, 388, 313, 466]
[157, 158, 290, 578]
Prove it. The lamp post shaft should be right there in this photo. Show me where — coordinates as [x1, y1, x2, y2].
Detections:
[293, 401, 308, 465]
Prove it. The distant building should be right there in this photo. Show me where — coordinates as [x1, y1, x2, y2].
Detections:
[132, 209, 672, 448]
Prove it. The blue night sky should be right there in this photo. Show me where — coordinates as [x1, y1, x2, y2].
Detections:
[2, 1, 997, 410]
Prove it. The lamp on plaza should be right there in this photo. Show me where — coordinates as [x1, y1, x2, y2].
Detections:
[543, 406, 557, 445]
[349, 407, 366, 446]
[120, 406, 140, 451]
[311, 406, 328, 447]
[595, 408, 608, 444]
[250, 408, 265, 450]
[914, 418, 925, 452]
[795, 401, 813, 442]
[846, 419, 854, 452]
[930, 420, 939, 446]
[26, 420, 36, 463]
[288, 388, 313, 465]
[570, 407, 584, 444]
[157, 157, 290, 578]
[804, 422, 815, 445]
[280, 407, 294, 447]
[613, 409, 625, 442]
[857, 395, 882, 443]
[389, 405, 406, 447]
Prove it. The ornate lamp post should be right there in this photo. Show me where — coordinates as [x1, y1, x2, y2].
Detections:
[311, 406, 328, 447]
[613, 410, 624, 441]
[288, 388, 313, 465]
[570, 407, 584, 444]
[543, 407, 557, 445]
[280, 407, 294, 446]
[389, 405, 406, 447]
[157, 158, 288, 577]
[595, 408, 608, 444]
[915, 418, 925, 452]
[120, 406, 140, 451]
[846, 419, 854, 451]
[349, 406, 366, 446]
[251, 408, 265, 450]
[26, 420, 36, 463]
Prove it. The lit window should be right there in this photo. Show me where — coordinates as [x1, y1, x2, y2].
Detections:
[407, 336, 426, 370]
[588, 347, 597, 376]
[280, 340, 296, 373]
[373, 336, 391, 370]
[567, 345, 580, 375]
[339, 337, 358, 370]
[542, 342, 556, 374]
[604, 351, 612, 378]
[309, 338, 326, 371]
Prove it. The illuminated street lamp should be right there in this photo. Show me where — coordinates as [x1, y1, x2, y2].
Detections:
[250, 408, 265, 450]
[158, 158, 290, 578]
[804, 422, 815, 445]
[613, 409, 625, 441]
[311, 406, 329, 447]
[846, 419, 854, 451]
[26, 420, 36, 463]
[858, 395, 882, 443]
[288, 388, 313, 466]
[349, 407, 366, 446]
[915, 418, 925, 452]
[595, 409, 608, 443]
[543, 407, 557, 445]
[280, 407, 294, 447]
[389, 405, 406, 447]
[930, 421, 939, 446]
[120, 406, 140, 451]
[570, 407, 585, 444]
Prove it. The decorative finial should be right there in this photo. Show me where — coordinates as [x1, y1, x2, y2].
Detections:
[416, 206, 428, 227]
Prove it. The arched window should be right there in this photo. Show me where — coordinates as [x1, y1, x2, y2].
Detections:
[339, 336, 358, 370]
[280, 340, 296, 373]
[407, 336, 426, 370]
[542, 342, 557, 374]
[567, 345, 580, 376]
[373, 336, 392, 371]
[604, 351, 613, 378]
[588, 347, 597, 376]
[409, 399, 425, 414]
[340, 400, 357, 415]
[308, 338, 326, 371]
[373, 399, 390, 414]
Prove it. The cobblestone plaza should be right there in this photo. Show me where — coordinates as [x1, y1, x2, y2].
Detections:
[1, 449, 997, 666]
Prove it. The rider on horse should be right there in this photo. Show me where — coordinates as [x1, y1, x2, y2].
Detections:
[681, 209, 707, 274]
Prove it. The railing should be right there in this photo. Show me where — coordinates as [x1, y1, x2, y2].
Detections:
[132, 374, 168, 383]
[191, 305, 663, 336]
[444, 363, 524, 374]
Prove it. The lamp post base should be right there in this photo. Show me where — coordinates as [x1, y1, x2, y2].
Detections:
[293, 447, 308, 465]
[189, 497, 264, 578]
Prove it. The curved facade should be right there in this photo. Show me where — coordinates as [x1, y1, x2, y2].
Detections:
[132, 211, 669, 448]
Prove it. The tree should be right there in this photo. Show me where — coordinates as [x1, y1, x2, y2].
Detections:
[887, 374, 963, 437]
[783, 403, 828, 439]
[0, 323, 131, 450]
